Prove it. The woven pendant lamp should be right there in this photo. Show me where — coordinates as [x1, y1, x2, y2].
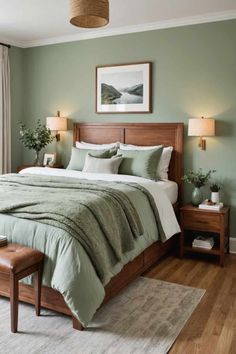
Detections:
[70, 0, 109, 28]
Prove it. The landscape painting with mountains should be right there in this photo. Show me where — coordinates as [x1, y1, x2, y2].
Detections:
[101, 70, 144, 105]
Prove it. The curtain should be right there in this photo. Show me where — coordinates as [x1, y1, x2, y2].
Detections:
[0, 45, 11, 174]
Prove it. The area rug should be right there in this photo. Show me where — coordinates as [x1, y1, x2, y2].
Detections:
[0, 277, 205, 354]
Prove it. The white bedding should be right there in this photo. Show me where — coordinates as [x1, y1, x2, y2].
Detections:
[156, 180, 178, 204]
[19, 167, 180, 239]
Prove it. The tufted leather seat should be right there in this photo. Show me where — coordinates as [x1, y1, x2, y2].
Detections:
[0, 243, 44, 333]
[0, 244, 44, 274]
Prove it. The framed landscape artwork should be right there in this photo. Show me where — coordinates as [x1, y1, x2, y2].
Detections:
[96, 62, 152, 113]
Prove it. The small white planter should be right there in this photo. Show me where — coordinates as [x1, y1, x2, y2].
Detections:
[211, 192, 220, 203]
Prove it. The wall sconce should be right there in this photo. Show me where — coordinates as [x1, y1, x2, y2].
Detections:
[46, 111, 68, 142]
[188, 117, 215, 150]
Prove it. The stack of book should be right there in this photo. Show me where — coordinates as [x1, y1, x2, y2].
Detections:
[192, 236, 214, 249]
[199, 200, 224, 211]
[0, 235, 8, 247]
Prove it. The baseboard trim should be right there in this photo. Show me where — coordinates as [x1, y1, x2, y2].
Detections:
[230, 238, 236, 254]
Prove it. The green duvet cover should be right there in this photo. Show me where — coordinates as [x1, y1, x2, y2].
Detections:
[0, 174, 160, 326]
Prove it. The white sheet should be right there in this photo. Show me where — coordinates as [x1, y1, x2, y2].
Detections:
[156, 180, 178, 204]
[19, 167, 181, 240]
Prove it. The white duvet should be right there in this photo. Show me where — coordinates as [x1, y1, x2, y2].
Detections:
[20, 167, 181, 239]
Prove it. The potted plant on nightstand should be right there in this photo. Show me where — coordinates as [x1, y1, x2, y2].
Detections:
[182, 168, 216, 206]
[19, 120, 55, 166]
[210, 183, 221, 203]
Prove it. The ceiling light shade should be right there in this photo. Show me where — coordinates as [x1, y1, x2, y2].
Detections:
[70, 0, 109, 29]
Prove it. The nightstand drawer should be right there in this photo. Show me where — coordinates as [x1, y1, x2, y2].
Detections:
[182, 212, 220, 232]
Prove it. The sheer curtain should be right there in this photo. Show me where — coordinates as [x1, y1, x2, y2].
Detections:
[0, 45, 11, 174]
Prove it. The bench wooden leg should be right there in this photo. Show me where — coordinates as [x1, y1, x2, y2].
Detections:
[10, 272, 18, 333]
[72, 316, 84, 331]
[34, 262, 43, 316]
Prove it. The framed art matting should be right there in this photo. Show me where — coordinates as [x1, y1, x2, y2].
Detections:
[43, 153, 56, 167]
[96, 62, 152, 114]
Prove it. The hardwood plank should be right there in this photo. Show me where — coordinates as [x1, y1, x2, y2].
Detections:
[145, 254, 236, 354]
[197, 275, 233, 353]
[144, 255, 181, 280]
[214, 295, 236, 354]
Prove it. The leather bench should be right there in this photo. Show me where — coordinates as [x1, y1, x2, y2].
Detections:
[0, 244, 44, 333]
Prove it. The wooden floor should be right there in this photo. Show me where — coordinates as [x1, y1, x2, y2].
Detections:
[145, 253, 236, 354]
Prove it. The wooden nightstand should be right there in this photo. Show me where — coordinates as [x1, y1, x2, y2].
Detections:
[180, 204, 230, 266]
[17, 165, 64, 173]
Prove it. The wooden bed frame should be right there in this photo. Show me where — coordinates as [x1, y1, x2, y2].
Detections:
[0, 122, 184, 330]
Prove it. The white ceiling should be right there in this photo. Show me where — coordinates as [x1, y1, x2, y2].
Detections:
[0, 0, 236, 48]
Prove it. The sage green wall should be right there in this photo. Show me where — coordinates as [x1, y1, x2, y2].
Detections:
[16, 19, 236, 236]
[9, 46, 24, 171]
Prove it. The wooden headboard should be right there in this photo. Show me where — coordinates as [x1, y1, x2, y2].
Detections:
[73, 123, 184, 204]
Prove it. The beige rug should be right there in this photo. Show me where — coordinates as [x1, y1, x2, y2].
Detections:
[0, 277, 205, 354]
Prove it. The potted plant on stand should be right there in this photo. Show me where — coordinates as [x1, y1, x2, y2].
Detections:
[182, 168, 216, 206]
[210, 183, 221, 203]
[19, 120, 54, 166]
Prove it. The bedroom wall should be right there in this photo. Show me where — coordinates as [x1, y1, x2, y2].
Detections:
[13, 19, 236, 236]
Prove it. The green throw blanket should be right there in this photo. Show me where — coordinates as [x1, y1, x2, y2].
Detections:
[0, 174, 162, 282]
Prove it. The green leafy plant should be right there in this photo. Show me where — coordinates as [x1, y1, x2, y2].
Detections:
[19, 120, 54, 152]
[182, 168, 216, 188]
[210, 183, 221, 192]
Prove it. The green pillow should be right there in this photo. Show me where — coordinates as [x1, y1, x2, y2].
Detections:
[83, 154, 123, 174]
[118, 147, 163, 180]
[67, 147, 117, 171]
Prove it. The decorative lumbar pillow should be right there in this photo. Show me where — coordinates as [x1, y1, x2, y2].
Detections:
[119, 143, 173, 180]
[118, 147, 163, 180]
[67, 147, 117, 171]
[82, 154, 123, 174]
[76, 141, 120, 150]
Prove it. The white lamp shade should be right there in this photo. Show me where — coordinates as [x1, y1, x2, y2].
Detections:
[188, 118, 215, 137]
[46, 117, 68, 132]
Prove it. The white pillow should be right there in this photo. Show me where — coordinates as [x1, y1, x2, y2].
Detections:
[119, 143, 173, 180]
[82, 154, 123, 174]
[157, 147, 173, 180]
[76, 141, 120, 150]
[120, 143, 160, 150]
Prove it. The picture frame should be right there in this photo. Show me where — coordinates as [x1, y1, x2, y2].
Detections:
[96, 62, 152, 114]
[43, 153, 56, 167]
